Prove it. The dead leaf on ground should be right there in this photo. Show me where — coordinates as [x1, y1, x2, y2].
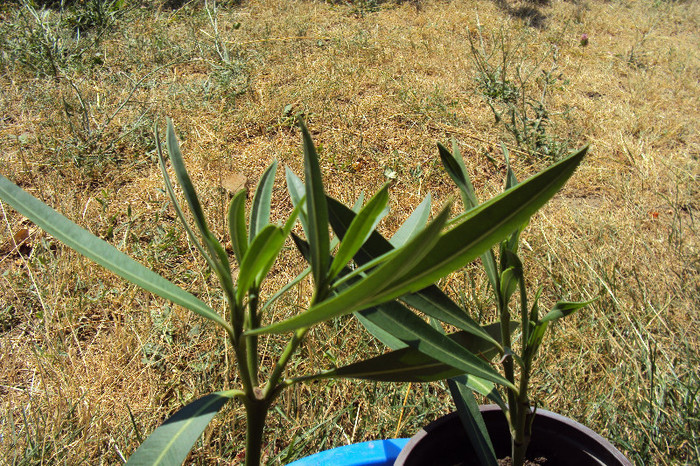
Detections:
[220, 172, 248, 195]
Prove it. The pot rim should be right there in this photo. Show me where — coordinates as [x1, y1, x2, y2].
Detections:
[394, 405, 632, 466]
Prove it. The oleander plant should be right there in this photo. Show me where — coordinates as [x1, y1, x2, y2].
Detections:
[0, 117, 585, 465]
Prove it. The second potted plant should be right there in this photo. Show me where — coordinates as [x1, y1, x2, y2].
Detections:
[388, 142, 632, 465]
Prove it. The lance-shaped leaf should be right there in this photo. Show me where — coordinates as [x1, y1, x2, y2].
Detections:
[448, 377, 498, 466]
[227, 190, 248, 266]
[438, 141, 478, 209]
[389, 193, 431, 247]
[291, 233, 408, 350]
[540, 300, 592, 323]
[502, 142, 518, 191]
[400, 290, 500, 348]
[249, 160, 278, 239]
[527, 300, 591, 364]
[285, 167, 308, 232]
[373, 146, 588, 300]
[328, 183, 390, 280]
[164, 120, 232, 288]
[127, 391, 237, 465]
[353, 310, 407, 350]
[246, 203, 451, 335]
[156, 127, 222, 282]
[236, 204, 300, 305]
[355, 303, 512, 387]
[328, 342, 466, 382]
[326, 322, 511, 386]
[439, 141, 501, 296]
[0, 175, 233, 334]
[236, 225, 286, 304]
[499, 267, 520, 306]
[299, 119, 330, 288]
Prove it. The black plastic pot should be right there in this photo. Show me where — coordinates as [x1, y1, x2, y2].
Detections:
[394, 405, 632, 466]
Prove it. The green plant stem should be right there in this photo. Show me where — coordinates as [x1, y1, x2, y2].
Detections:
[511, 367, 533, 466]
[511, 277, 533, 466]
[243, 396, 271, 466]
[246, 292, 260, 387]
[263, 327, 309, 398]
[519, 277, 529, 348]
[498, 292, 518, 427]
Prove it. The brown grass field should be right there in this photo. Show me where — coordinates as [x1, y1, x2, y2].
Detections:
[0, 0, 698, 464]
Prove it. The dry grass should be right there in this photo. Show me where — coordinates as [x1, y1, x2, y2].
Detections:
[0, 0, 698, 463]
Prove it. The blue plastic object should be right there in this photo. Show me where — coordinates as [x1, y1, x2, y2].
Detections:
[287, 439, 409, 466]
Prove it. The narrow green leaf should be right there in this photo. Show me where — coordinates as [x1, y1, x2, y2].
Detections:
[448, 377, 498, 466]
[482, 248, 500, 299]
[163, 120, 233, 298]
[165, 120, 230, 276]
[526, 321, 548, 358]
[499, 267, 519, 305]
[438, 142, 502, 297]
[291, 233, 406, 349]
[400, 290, 499, 348]
[460, 373, 507, 409]
[0, 175, 233, 334]
[260, 266, 311, 315]
[351, 192, 365, 213]
[236, 225, 286, 304]
[328, 344, 466, 382]
[501, 142, 518, 191]
[299, 119, 330, 288]
[249, 160, 278, 239]
[354, 303, 511, 387]
[529, 286, 543, 323]
[377, 146, 588, 299]
[328, 184, 390, 280]
[328, 328, 500, 383]
[390, 193, 431, 247]
[438, 142, 478, 209]
[285, 167, 308, 233]
[540, 300, 592, 323]
[156, 126, 215, 274]
[227, 190, 248, 266]
[126, 391, 236, 465]
[353, 310, 407, 350]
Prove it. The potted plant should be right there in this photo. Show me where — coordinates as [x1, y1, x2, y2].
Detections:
[0, 118, 585, 465]
[361, 141, 630, 465]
